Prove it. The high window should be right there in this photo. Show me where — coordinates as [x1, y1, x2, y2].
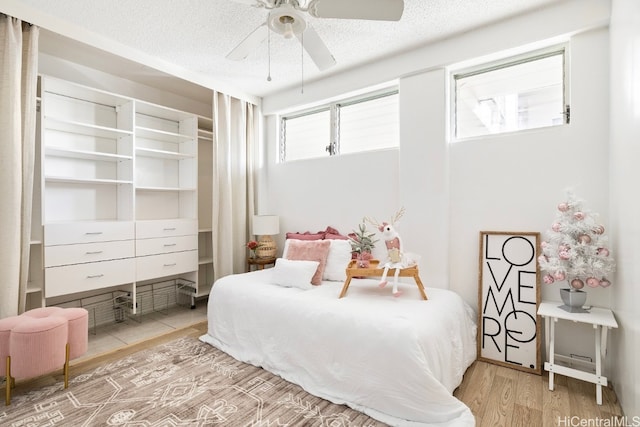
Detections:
[280, 90, 399, 162]
[452, 46, 568, 140]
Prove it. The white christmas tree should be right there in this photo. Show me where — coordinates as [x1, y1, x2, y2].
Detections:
[538, 191, 615, 291]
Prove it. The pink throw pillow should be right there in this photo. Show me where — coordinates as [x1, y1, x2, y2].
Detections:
[285, 239, 331, 285]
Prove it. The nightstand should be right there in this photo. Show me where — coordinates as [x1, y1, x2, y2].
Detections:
[247, 256, 276, 272]
[537, 301, 618, 405]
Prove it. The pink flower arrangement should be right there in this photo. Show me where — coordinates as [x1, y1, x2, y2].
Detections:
[246, 240, 261, 258]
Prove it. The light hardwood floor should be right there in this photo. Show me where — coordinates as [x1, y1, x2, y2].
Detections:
[454, 360, 624, 426]
[5, 319, 625, 426]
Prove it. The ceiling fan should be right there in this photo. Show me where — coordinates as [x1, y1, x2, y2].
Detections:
[226, 0, 404, 72]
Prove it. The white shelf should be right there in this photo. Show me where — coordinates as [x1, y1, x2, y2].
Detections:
[45, 176, 133, 185]
[199, 256, 213, 265]
[45, 146, 133, 162]
[136, 126, 194, 142]
[26, 283, 43, 294]
[45, 116, 132, 139]
[44, 77, 132, 107]
[135, 147, 194, 160]
[136, 186, 196, 192]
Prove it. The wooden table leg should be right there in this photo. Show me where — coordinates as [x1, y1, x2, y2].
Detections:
[339, 275, 353, 298]
[413, 272, 428, 300]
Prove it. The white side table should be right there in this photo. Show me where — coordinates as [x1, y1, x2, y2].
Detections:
[537, 301, 618, 405]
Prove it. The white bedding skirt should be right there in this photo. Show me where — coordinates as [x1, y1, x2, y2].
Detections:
[200, 269, 477, 426]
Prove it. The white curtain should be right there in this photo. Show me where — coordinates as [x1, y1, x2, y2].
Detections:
[212, 91, 258, 281]
[0, 15, 39, 317]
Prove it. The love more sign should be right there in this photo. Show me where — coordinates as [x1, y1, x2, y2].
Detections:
[477, 231, 541, 374]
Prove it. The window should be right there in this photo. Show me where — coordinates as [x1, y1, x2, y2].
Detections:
[280, 90, 398, 161]
[280, 108, 330, 162]
[453, 47, 568, 140]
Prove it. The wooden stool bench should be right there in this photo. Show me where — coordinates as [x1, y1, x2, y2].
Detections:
[339, 260, 428, 300]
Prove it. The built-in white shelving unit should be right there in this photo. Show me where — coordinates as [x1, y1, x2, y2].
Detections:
[26, 75, 210, 314]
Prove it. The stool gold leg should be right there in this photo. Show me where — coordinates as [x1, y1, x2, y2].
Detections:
[64, 343, 70, 389]
[5, 356, 11, 406]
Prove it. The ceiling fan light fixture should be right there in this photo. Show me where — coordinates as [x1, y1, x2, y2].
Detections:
[283, 21, 294, 39]
[268, 5, 306, 37]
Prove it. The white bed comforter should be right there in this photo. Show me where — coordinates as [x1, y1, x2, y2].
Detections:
[200, 270, 477, 427]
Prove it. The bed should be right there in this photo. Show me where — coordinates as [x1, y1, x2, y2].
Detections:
[200, 239, 477, 427]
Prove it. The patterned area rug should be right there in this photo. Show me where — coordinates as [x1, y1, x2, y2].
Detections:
[1, 337, 386, 426]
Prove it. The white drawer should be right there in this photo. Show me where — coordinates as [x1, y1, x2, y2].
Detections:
[135, 250, 198, 282]
[45, 221, 134, 246]
[135, 235, 197, 257]
[45, 258, 135, 298]
[45, 240, 134, 267]
[136, 219, 197, 239]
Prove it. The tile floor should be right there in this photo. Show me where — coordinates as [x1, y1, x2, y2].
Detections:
[81, 302, 208, 361]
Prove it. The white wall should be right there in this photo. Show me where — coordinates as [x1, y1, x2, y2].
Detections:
[609, 0, 640, 418]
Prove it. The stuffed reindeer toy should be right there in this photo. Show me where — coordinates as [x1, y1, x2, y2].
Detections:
[366, 208, 419, 297]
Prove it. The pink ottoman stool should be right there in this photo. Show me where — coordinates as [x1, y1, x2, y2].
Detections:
[1, 307, 89, 405]
[4, 314, 68, 405]
[23, 307, 89, 360]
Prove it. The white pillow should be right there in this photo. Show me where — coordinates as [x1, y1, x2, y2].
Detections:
[323, 239, 352, 281]
[271, 258, 320, 290]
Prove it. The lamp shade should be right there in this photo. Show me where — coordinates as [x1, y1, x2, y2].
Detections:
[252, 215, 279, 236]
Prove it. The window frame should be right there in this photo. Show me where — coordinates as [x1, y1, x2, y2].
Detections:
[450, 43, 570, 142]
[279, 87, 399, 162]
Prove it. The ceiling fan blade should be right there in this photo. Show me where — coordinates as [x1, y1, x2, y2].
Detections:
[297, 24, 336, 71]
[308, 0, 404, 21]
[226, 24, 269, 61]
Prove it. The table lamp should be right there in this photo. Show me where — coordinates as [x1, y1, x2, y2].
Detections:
[253, 215, 279, 258]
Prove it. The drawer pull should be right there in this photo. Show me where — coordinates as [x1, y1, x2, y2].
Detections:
[163, 227, 176, 231]
[163, 243, 176, 247]
[86, 274, 104, 279]
[85, 231, 103, 235]
[85, 251, 103, 255]
[163, 263, 177, 267]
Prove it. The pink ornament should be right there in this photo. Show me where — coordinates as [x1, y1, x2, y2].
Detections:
[541, 241, 548, 248]
[579, 234, 592, 244]
[552, 223, 562, 232]
[538, 255, 548, 264]
[559, 250, 571, 260]
[558, 244, 569, 252]
[600, 279, 612, 288]
[557, 203, 569, 212]
[597, 247, 610, 257]
[574, 212, 585, 220]
[570, 278, 584, 290]
[586, 277, 600, 288]
[543, 274, 555, 284]
[592, 225, 605, 235]
[554, 271, 566, 281]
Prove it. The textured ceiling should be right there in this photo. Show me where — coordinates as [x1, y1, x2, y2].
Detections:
[16, 0, 561, 99]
